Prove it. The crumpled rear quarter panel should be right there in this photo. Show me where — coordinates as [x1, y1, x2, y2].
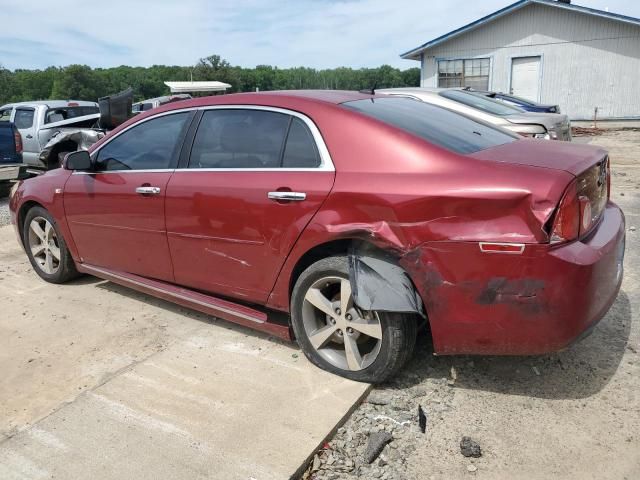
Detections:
[402, 204, 625, 355]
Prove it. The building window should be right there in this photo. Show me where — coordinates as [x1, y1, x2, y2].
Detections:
[438, 58, 490, 90]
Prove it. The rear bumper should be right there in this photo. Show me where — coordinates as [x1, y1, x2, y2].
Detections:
[404, 203, 625, 355]
[0, 164, 33, 182]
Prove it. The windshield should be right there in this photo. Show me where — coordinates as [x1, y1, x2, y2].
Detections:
[45, 106, 99, 124]
[440, 90, 524, 116]
[342, 97, 517, 155]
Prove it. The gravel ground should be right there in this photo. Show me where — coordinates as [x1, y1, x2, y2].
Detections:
[0, 196, 10, 227]
[304, 129, 640, 480]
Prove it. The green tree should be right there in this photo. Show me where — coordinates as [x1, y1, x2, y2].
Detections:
[50, 65, 102, 100]
[0, 54, 421, 104]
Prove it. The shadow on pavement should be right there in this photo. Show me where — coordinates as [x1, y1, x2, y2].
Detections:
[94, 280, 299, 351]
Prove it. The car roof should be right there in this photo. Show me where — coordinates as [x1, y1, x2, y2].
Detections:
[1, 100, 99, 108]
[134, 94, 192, 105]
[378, 87, 460, 94]
[157, 90, 379, 111]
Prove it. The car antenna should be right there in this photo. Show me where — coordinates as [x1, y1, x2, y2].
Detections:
[359, 81, 378, 95]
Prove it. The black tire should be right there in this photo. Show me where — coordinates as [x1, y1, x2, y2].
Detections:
[23, 206, 80, 284]
[291, 256, 417, 383]
[0, 183, 11, 198]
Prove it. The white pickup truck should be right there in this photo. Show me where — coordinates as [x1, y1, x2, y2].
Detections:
[0, 100, 101, 167]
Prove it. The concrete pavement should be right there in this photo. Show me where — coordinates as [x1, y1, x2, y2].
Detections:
[0, 225, 369, 479]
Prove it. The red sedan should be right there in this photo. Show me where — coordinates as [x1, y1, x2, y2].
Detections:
[9, 91, 625, 383]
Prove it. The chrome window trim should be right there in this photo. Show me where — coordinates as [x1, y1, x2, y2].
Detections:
[72, 169, 175, 175]
[86, 105, 335, 174]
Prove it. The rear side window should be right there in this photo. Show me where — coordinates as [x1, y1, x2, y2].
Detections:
[282, 118, 321, 168]
[342, 97, 517, 154]
[95, 112, 190, 171]
[45, 106, 99, 124]
[14, 109, 35, 129]
[189, 109, 290, 169]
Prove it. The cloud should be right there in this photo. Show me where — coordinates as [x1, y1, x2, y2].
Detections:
[1, 0, 638, 70]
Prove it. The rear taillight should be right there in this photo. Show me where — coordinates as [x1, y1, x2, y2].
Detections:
[551, 180, 580, 244]
[14, 129, 23, 154]
[579, 196, 592, 233]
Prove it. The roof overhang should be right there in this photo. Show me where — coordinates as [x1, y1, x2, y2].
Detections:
[164, 81, 232, 93]
[400, 0, 640, 60]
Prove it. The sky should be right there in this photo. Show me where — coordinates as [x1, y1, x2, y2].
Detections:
[0, 0, 639, 71]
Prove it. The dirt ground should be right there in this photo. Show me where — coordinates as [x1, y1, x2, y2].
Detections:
[0, 130, 638, 479]
[311, 129, 640, 480]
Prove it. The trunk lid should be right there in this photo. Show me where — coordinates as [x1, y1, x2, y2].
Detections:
[506, 112, 571, 140]
[470, 138, 606, 176]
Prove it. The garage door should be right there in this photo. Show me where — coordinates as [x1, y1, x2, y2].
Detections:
[510, 56, 541, 101]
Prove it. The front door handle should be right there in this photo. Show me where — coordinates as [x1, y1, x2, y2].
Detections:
[268, 191, 306, 202]
[135, 186, 161, 195]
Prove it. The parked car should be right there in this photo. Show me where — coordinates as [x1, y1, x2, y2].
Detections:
[9, 91, 623, 383]
[132, 94, 192, 114]
[0, 121, 23, 196]
[378, 87, 571, 141]
[469, 89, 561, 113]
[0, 100, 99, 167]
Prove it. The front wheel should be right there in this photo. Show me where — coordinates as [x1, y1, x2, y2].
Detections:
[23, 206, 80, 283]
[291, 256, 417, 383]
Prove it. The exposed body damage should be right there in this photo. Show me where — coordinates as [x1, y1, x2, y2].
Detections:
[348, 242, 423, 314]
[9, 91, 625, 366]
[266, 111, 623, 356]
[39, 128, 105, 169]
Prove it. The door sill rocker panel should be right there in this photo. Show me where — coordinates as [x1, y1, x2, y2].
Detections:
[77, 263, 292, 341]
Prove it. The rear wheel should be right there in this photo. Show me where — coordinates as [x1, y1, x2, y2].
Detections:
[291, 256, 417, 383]
[23, 206, 79, 283]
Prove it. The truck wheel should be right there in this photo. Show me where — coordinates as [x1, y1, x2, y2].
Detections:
[291, 256, 417, 383]
[23, 206, 80, 284]
[0, 183, 11, 198]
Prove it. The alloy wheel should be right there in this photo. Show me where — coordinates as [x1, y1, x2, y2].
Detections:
[28, 216, 60, 275]
[301, 276, 383, 371]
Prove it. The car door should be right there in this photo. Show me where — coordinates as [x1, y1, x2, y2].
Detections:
[13, 107, 39, 165]
[64, 110, 194, 282]
[165, 107, 335, 303]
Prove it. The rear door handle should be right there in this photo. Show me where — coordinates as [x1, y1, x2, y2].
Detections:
[267, 191, 306, 202]
[26, 134, 33, 139]
[135, 186, 161, 195]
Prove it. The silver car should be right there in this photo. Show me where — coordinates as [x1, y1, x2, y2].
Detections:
[378, 87, 571, 141]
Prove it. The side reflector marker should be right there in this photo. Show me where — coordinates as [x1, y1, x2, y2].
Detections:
[479, 242, 525, 254]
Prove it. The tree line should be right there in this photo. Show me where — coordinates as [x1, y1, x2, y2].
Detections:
[0, 55, 420, 104]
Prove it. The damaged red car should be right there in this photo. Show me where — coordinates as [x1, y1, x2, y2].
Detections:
[9, 91, 625, 383]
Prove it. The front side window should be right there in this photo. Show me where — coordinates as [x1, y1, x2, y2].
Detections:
[14, 108, 35, 129]
[189, 109, 290, 169]
[438, 58, 490, 90]
[95, 112, 190, 171]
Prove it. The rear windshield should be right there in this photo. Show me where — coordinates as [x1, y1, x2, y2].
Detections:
[440, 90, 524, 116]
[45, 106, 99, 124]
[342, 97, 517, 154]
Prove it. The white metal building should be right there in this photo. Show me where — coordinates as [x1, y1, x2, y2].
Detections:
[400, 0, 640, 120]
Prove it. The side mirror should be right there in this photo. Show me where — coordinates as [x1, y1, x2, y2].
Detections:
[64, 150, 92, 171]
